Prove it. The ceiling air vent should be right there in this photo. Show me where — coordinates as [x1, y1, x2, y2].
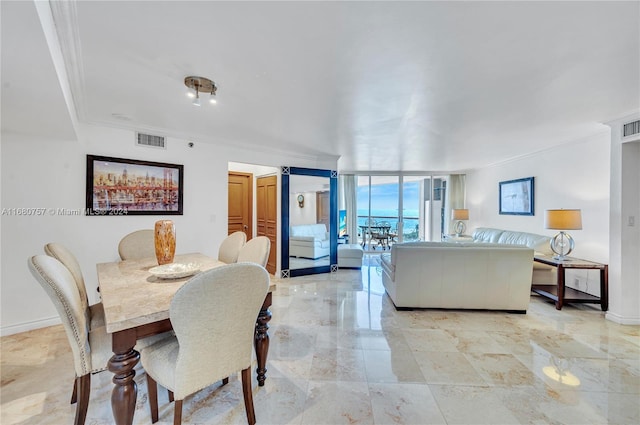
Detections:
[135, 132, 166, 149]
[623, 120, 640, 138]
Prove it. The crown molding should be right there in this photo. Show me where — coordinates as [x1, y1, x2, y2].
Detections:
[48, 0, 87, 122]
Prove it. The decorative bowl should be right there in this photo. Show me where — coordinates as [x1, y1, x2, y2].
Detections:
[148, 262, 200, 279]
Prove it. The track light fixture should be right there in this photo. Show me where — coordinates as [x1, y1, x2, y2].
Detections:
[184, 76, 217, 106]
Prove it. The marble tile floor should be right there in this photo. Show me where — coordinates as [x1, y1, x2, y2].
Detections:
[2, 256, 639, 424]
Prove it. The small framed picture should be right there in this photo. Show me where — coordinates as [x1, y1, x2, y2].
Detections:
[86, 155, 184, 216]
[499, 177, 534, 216]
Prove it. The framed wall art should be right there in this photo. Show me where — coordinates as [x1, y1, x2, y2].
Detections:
[86, 155, 184, 215]
[499, 177, 534, 216]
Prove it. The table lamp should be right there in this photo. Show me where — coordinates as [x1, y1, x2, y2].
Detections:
[451, 208, 469, 236]
[545, 209, 582, 260]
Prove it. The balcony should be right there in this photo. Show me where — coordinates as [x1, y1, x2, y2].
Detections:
[356, 215, 420, 250]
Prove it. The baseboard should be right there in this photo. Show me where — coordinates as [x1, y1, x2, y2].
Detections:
[605, 311, 640, 325]
[1, 316, 61, 337]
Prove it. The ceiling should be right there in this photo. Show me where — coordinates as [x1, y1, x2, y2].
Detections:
[2, 1, 639, 171]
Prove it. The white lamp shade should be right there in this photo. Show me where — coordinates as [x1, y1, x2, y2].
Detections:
[545, 209, 582, 230]
[451, 209, 469, 221]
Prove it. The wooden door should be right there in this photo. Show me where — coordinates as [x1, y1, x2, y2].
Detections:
[316, 191, 330, 229]
[257, 175, 277, 275]
[228, 172, 253, 240]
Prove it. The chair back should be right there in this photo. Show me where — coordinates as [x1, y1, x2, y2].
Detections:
[44, 243, 89, 318]
[237, 236, 270, 268]
[170, 263, 269, 398]
[118, 229, 155, 260]
[28, 255, 92, 377]
[218, 231, 247, 263]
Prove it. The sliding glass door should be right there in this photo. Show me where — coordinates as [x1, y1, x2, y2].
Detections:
[401, 176, 425, 242]
[358, 176, 400, 251]
[354, 174, 449, 251]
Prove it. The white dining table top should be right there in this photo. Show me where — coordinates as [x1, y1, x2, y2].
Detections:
[97, 253, 275, 334]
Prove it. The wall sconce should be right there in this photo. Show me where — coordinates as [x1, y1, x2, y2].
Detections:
[451, 208, 469, 236]
[545, 209, 582, 260]
[297, 194, 304, 208]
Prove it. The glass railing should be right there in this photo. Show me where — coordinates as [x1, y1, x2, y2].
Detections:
[355, 215, 421, 249]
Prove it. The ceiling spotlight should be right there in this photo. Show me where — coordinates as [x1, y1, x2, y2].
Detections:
[184, 76, 217, 106]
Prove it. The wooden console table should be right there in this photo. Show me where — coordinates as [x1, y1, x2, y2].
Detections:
[532, 255, 608, 311]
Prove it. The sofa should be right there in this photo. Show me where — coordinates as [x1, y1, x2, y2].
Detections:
[380, 241, 534, 312]
[470, 227, 555, 284]
[289, 224, 330, 259]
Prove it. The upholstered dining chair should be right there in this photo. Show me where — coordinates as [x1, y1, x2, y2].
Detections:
[236, 236, 270, 268]
[39, 244, 172, 424]
[44, 242, 105, 328]
[118, 229, 155, 260]
[141, 263, 269, 425]
[218, 231, 247, 263]
[28, 255, 113, 425]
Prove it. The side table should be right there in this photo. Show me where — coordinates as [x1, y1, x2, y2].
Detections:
[532, 255, 608, 311]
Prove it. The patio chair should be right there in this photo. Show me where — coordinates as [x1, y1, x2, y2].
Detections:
[372, 221, 391, 250]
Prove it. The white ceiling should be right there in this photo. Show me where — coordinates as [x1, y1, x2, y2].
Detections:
[2, 1, 639, 171]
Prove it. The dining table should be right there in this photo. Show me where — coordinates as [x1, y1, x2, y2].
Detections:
[97, 252, 276, 425]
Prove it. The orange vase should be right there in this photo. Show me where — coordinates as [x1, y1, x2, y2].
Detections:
[154, 220, 176, 265]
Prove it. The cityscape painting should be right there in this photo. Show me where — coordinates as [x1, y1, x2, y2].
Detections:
[85, 155, 183, 215]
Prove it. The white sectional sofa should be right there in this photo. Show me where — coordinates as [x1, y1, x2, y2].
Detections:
[289, 224, 330, 259]
[380, 241, 534, 312]
[471, 227, 555, 284]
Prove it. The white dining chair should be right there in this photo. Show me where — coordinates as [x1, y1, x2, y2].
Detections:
[44, 242, 105, 328]
[140, 263, 269, 425]
[218, 231, 247, 263]
[42, 243, 172, 423]
[118, 229, 155, 260]
[236, 236, 270, 268]
[28, 255, 113, 425]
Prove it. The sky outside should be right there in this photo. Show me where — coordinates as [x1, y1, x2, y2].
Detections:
[357, 181, 420, 214]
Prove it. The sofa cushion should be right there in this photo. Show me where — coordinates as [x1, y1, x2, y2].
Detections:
[471, 227, 504, 243]
[496, 231, 552, 256]
[473, 227, 553, 256]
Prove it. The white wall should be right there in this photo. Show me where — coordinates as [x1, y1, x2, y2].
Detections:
[466, 132, 611, 296]
[606, 113, 640, 325]
[289, 192, 319, 226]
[1, 124, 336, 335]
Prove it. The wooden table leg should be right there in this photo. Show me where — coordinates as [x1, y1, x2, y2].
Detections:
[556, 264, 565, 310]
[109, 329, 139, 425]
[600, 265, 609, 311]
[255, 292, 272, 387]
